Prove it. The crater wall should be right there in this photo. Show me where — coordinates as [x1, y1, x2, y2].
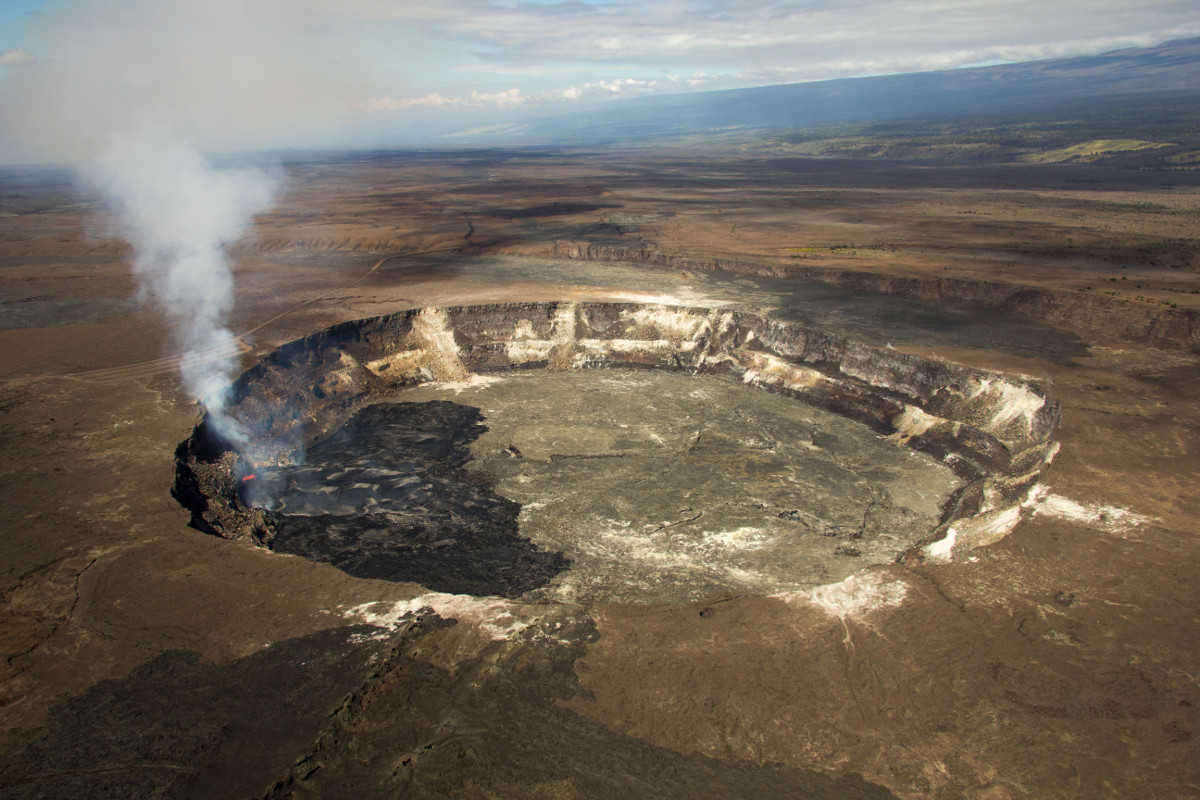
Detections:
[551, 244, 1200, 353]
[179, 302, 1060, 566]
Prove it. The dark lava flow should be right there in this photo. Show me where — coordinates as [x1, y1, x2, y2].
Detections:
[251, 401, 568, 598]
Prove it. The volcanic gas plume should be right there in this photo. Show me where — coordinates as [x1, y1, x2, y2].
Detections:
[0, 0, 357, 466]
[86, 129, 278, 447]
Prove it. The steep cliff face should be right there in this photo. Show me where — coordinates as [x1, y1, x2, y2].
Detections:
[549, 244, 1200, 353]
[178, 302, 1061, 573]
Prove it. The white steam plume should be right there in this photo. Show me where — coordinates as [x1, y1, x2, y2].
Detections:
[0, 0, 360, 461]
[86, 130, 278, 446]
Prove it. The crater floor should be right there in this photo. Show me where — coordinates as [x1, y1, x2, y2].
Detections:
[399, 369, 961, 604]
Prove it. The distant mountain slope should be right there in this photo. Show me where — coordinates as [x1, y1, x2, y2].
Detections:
[518, 38, 1200, 145]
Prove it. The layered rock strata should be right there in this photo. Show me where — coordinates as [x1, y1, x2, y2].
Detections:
[549, 243, 1200, 353]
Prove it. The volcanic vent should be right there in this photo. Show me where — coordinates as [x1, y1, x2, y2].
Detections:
[175, 302, 1060, 604]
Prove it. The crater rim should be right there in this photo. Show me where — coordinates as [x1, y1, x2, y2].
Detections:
[173, 300, 1061, 601]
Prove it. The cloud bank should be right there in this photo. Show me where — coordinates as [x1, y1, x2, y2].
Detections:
[4, 0, 1198, 161]
[350, 0, 1200, 105]
[0, 48, 34, 66]
[0, 0, 362, 164]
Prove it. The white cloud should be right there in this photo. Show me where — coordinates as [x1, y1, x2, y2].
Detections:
[319, 0, 1200, 120]
[362, 87, 524, 113]
[2, 0, 1199, 159]
[550, 72, 722, 101]
[364, 94, 446, 112]
[0, 48, 34, 67]
[364, 73, 728, 115]
[438, 0, 1200, 77]
[472, 87, 524, 106]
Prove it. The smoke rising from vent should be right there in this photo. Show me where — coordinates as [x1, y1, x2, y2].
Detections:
[0, 0, 366, 468]
[86, 129, 279, 446]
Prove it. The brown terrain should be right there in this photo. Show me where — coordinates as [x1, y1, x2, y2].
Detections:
[1, 147, 1199, 798]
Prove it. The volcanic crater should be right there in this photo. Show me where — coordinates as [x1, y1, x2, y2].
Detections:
[175, 301, 1060, 603]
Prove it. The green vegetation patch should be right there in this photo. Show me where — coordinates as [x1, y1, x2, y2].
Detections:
[1018, 139, 1171, 163]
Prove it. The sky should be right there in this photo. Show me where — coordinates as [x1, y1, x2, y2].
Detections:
[1, 0, 1199, 162]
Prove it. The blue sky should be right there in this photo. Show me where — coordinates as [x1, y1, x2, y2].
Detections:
[0, 0, 40, 54]
[2, 0, 1199, 161]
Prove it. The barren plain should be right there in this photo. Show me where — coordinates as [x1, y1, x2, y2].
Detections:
[2, 147, 1200, 798]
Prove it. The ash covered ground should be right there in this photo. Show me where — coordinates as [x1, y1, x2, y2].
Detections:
[1, 149, 1199, 799]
